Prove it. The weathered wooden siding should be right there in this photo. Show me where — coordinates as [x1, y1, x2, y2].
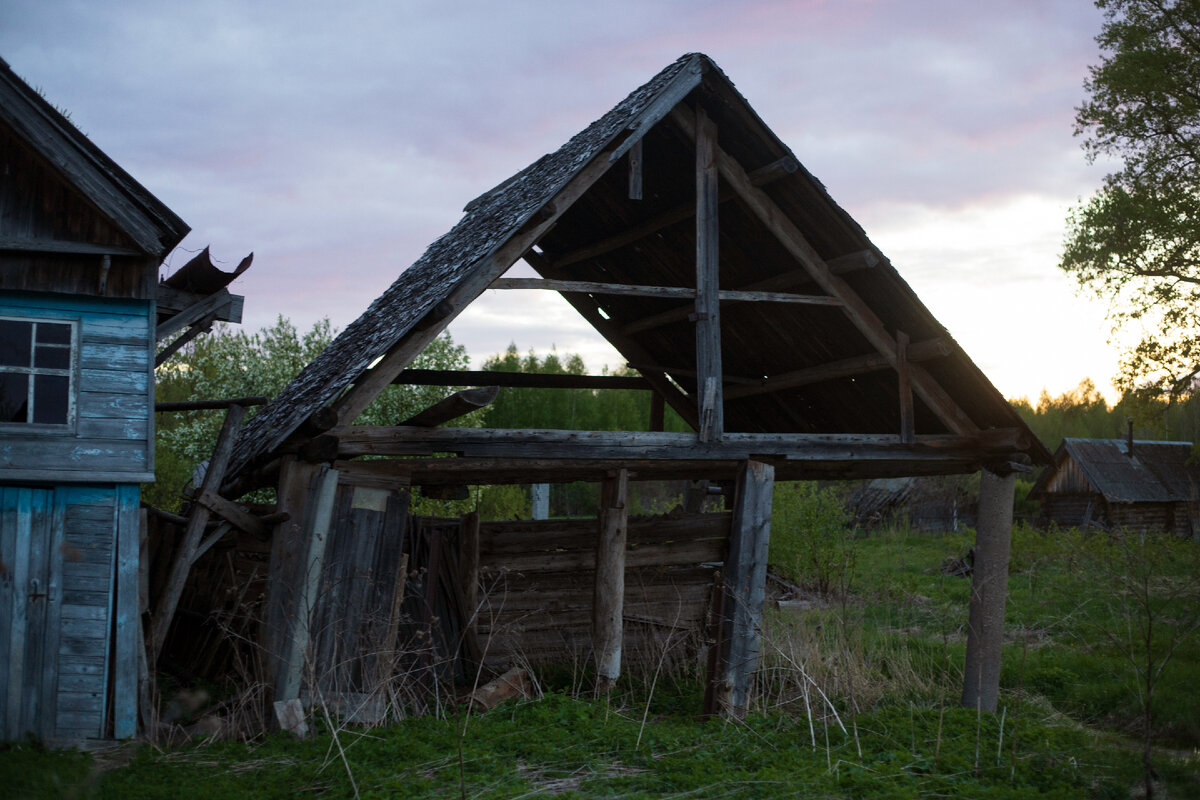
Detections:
[0, 292, 153, 483]
[0, 483, 137, 742]
[475, 513, 728, 669]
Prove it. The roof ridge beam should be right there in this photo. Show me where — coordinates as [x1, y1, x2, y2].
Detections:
[669, 104, 979, 436]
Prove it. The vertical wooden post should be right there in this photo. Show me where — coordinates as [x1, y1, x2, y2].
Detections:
[694, 104, 723, 441]
[276, 466, 339, 703]
[149, 403, 245, 663]
[113, 485, 140, 739]
[628, 138, 643, 200]
[458, 511, 481, 649]
[962, 468, 1015, 713]
[714, 459, 774, 717]
[531, 484, 550, 520]
[592, 469, 629, 692]
[896, 330, 915, 443]
[649, 392, 665, 432]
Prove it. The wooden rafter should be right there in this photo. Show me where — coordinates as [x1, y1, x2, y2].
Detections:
[723, 337, 950, 400]
[488, 277, 841, 305]
[669, 104, 979, 436]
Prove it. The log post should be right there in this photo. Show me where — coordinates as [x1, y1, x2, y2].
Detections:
[714, 459, 774, 717]
[694, 104, 723, 441]
[962, 468, 1015, 713]
[276, 466, 339, 703]
[592, 469, 629, 692]
[149, 402, 245, 663]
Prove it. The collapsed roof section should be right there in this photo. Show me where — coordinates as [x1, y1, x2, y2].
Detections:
[228, 53, 1047, 478]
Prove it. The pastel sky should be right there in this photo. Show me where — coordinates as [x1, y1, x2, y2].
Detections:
[3, 0, 1121, 402]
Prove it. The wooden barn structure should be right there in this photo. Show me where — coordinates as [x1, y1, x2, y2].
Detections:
[1031, 437, 1200, 536]
[184, 53, 1049, 721]
[0, 57, 249, 744]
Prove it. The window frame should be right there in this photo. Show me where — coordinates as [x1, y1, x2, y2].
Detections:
[0, 314, 79, 433]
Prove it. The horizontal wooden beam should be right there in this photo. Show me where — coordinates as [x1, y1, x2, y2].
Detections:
[156, 284, 244, 324]
[0, 237, 144, 256]
[724, 338, 951, 400]
[333, 425, 1025, 463]
[391, 369, 651, 390]
[489, 277, 840, 306]
[620, 253, 876, 337]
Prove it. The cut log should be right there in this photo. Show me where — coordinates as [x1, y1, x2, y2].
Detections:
[400, 385, 499, 427]
[468, 667, 531, 711]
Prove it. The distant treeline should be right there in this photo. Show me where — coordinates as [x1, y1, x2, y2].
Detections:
[1009, 379, 1200, 453]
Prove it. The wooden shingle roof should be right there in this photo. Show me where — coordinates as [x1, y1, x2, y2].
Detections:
[1032, 438, 1200, 503]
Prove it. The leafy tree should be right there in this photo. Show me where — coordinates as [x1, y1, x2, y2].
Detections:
[149, 317, 470, 509]
[1062, 0, 1200, 400]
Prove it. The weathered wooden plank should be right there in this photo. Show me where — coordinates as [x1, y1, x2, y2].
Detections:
[694, 105, 722, 442]
[897, 331, 915, 443]
[401, 386, 499, 428]
[276, 466, 339, 702]
[77, 417, 145, 440]
[489, 277, 841, 306]
[717, 460, 774, 718]
[628, 138, 643, 200]
[0, 440, 148, 472]
[962, 469, 1015, 713]
[78, 342, 147, 371]
[113, 485, 139, 738]
[4, 489, 32, 738]
[80, 368, 148, 395]
[155, 288, 236, 341]
[392, 369, 649, 390]
[593, 470, 629, 691]
[77, 391, 149, 418]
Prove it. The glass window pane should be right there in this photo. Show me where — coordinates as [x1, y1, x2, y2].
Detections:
[0, 372, 29, 422]
[36, 323, 72, 346]
[0, 320, 32, 367]
[35, 345, 71, 370]
[33, 374, 69, 424]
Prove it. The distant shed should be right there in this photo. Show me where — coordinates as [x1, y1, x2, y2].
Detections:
[1030, 438, 1200, 535]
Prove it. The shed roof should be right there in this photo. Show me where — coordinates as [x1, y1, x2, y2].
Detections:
[1032, 438, 1200, 504]
[229, 53, 1047, 476]
[0, 56, 189, 258]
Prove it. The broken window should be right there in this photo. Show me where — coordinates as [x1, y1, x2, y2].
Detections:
[0, 317, 76, 427]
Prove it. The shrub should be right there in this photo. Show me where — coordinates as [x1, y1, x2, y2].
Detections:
[770, 482, 856, 595]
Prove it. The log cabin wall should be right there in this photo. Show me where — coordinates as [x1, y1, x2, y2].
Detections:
[475, 512, 729, 672]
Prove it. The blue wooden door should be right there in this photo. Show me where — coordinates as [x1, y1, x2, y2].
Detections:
[0, 486, 65, 740]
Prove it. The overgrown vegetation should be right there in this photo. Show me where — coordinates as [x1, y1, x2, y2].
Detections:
[10, 520, 1199, 799]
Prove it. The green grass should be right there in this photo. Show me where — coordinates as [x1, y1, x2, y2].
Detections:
[6, 526, 1200, 799]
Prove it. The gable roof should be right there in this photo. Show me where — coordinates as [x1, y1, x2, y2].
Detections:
[229, 53, 1047, 477]
[1031, 438, 1200, 504]
[0, 56, 189, 257]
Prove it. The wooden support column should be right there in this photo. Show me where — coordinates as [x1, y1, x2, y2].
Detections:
[896, 331, 915, 443]
[628, 139, 643, 200]
[592, 469, 630, 692]
[149, 402, 245, 663]
[113, 485, 140, 739]
[712, 459, 774, 717]
[962, 468, 1015, 713]
[694, 105, 723, 441]
[276, 465, 339, 703]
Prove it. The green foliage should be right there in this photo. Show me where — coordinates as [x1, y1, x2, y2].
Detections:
[769, 482, 856, 595]
[148, 318, 469, 510]
[1063, 1, 1200, 398]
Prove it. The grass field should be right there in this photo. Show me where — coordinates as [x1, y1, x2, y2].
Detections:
[4, 523, 1199, 799]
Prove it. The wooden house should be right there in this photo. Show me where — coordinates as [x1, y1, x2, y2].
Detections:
[170, 53, 1049, 720]
[1031, 437, 1200, 535]
[0, 57, 195, 744]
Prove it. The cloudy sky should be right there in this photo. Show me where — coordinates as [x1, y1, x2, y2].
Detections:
[3, 0, 1120, 401]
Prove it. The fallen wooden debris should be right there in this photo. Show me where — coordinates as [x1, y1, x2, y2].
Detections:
[467, 667, 531, 711]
